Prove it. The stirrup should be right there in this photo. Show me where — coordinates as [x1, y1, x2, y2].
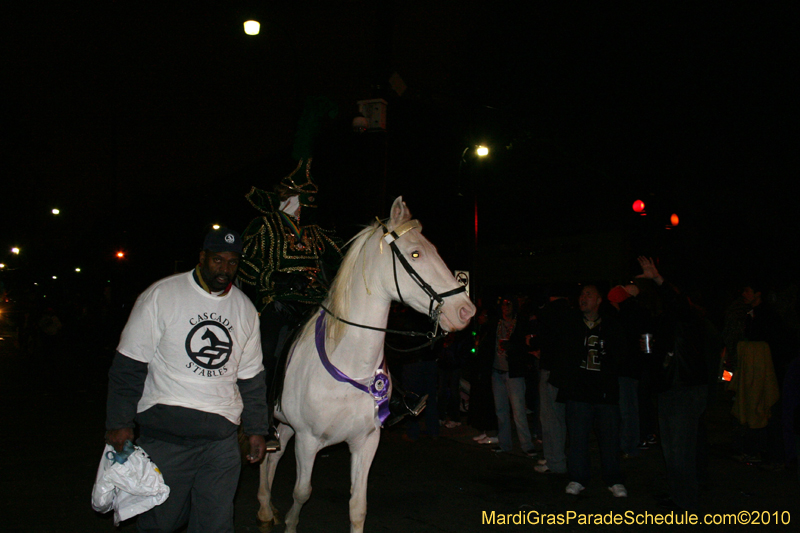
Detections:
[407, 393, 428, 417]
[265, 427, 281, 453]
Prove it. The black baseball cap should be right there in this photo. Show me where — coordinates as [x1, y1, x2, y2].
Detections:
[203, 227, 243, 254]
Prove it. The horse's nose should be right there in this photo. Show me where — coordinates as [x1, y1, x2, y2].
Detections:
[459, 301, 477, 325]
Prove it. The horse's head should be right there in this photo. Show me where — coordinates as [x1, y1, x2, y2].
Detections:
[381, 196, 476, 332]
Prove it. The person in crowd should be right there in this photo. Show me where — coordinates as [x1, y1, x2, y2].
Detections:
[483, 297, 537, 456]
[534, 286, 573, 474]
[636, 256, 716, 510]
[438, 330, 471, 428]
[551, 284, 627, 497]
[467, 304, 499, 444]
[105, 228, 268, 533]
[607, 283, 649, 458]
[384, 304, 441, 441]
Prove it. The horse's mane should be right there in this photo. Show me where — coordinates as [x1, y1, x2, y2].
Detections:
[321, 220, 382, 343]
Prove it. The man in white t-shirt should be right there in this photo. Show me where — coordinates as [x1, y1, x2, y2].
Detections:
[105, 227, 268, 533]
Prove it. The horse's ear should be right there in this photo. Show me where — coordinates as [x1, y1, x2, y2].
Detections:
[388, 196, 411, 229]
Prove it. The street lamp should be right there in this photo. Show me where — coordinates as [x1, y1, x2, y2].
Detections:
[476, 145, 489, 157]
[52, 208, 60, 215]
[11, 247, 20, 255]
[244, 20, 260, 35]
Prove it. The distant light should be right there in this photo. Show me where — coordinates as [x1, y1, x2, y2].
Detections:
[52, 276, 57, 280]
[0, 263, 5, 269]
[75, 268, 81, 272]
[244, 20, 260, 35]
[11, 247, 20, 254]
[670, 213, 680, 226]
[476, 145, 489, 157]
[632, 200, 645, 213]
[52, 208, 60, 215]
[212, 224, 221, 230]
[116, 251, 125, 259]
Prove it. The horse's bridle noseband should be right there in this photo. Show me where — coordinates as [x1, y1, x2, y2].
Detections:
[382, 219, 467, 327]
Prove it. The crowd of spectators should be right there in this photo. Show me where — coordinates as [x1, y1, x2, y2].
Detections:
[387, 256, 800, 511]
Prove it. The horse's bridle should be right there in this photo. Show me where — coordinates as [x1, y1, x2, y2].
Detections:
[381, 219, 467, 328]
[320, 219, 468, 343]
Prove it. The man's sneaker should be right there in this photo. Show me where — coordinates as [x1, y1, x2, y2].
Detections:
[608, 484, 628, 497]
[535, 464, 552, 473]
[565, 482, 585, 495]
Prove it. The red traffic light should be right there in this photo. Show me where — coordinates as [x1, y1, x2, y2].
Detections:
[632, 199, 645, 213]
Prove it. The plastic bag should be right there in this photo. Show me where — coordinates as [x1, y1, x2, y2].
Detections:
[91, 443, 170, 525]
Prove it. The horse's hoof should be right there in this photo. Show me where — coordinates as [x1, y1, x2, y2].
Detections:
[256, 518, 276, 532]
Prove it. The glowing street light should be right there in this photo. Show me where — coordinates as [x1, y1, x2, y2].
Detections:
[244, 20, 260, 35]
[75, 268, 81, 272]
[0, 264, 5, 269]
[52, 208, 60, 215]
[116, 251, 125, 259]
[11, 247, 20, 255]
[476, 145, 489, 157]
[212, 224, 221, 230]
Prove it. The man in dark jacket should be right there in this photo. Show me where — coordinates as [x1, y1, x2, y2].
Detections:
[638, 256, 711, 510]
[551, 284, 627, 497]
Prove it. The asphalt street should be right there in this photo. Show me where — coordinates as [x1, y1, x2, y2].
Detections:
[1, 336, 798, 532]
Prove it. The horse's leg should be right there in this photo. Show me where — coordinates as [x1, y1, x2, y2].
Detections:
[348, 429, 381, 533]
[284, 432, 321, 533]
[257, 423, 294, 531]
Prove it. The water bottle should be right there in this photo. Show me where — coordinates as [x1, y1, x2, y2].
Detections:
[107, 440, 136, 464]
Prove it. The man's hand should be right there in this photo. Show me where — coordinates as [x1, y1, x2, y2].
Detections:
[636, 256, 664, 285]
[105, 428, 134, 452]
[246, 435, 266, 463]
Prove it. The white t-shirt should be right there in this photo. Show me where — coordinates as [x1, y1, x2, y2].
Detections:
[117, 271, 264, 425]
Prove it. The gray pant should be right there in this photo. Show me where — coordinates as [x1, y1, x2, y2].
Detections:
[539, 370, 567, 473]
[136, 433, 241, 533]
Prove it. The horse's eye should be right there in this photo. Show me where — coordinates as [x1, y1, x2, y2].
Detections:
[411, 251, 420, 258]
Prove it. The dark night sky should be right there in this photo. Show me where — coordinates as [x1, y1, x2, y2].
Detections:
[3, 1, 799, 302]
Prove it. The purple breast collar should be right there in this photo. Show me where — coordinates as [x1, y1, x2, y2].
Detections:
[315, 310, 390, 426]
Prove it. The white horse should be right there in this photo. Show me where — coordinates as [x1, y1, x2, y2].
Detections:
[257, 196, 476, 533]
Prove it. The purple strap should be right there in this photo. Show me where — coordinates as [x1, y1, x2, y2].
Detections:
[315, 310, 390, 426]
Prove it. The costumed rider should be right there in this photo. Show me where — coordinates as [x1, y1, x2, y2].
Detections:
[239, 156, 344, 451]
[239, 100, 426, 452]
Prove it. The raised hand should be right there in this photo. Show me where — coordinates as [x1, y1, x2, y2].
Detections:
[636, 256, 663, 285]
